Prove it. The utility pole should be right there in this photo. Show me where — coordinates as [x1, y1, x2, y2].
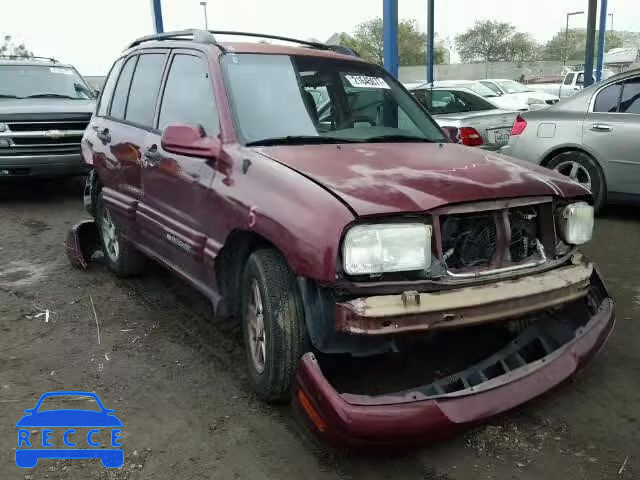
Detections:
[596, 0, 608, 82]
[583, 0, 597, 87]
[200, 1, 208, 30]
[426, 0, 435, 84]
[608, 13, 614, 31]
[565, 11, 584, 66]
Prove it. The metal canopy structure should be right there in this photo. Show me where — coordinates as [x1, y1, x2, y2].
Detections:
[149, 0, 607, 87]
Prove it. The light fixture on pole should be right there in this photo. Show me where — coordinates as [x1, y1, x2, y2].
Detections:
[564, 11, 585, 66]
[200, 1, 208, 30]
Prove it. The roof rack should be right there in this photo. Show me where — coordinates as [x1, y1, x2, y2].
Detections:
[126, 29, 359, 57]
[0, 55, 58, 63]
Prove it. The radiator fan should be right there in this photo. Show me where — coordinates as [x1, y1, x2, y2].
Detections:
[456, 221, 497, 267]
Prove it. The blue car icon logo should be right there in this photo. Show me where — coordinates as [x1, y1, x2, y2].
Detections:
[16, 391, 123, 468]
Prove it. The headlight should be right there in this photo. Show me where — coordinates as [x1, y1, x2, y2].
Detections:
[343, 224, 431, 275]
[557, 202, 594, 245]
[527, 98, 544, 105]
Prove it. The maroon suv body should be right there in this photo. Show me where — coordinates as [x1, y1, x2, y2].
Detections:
[79, 30, 614, 447]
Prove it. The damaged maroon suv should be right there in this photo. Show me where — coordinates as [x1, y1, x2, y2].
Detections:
[76, 30, 614, 447]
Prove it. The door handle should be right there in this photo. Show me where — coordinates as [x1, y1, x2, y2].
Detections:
[590, 123, 613, 132]
[143, 144, 163, 165]
[93, 126, 111, 143]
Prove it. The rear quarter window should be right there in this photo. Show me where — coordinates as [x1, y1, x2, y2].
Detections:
[96, 58, 124, 117]
[109, 56, 137, 120]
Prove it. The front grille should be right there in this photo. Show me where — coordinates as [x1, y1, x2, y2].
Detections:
[546, 99, 559, 105]
[435, 200, 555, 276]
[6, 120, 88, 132]
[1, 118, 89, 155]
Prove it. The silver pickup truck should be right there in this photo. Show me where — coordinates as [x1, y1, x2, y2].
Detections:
[0, 56, 96, 178]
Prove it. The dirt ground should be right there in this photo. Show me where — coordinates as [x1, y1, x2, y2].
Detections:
[0, 180, 638, 480]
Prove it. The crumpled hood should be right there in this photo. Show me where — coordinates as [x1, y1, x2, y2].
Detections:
[256, 143, 590, 216]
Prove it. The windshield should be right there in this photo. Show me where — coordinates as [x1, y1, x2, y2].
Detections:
[495, 80, 532, 94]
[0, 64, 94, 99]
[222, 54, 445, 145]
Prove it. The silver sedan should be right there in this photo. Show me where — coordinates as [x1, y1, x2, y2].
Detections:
[501, 68, 640, 211]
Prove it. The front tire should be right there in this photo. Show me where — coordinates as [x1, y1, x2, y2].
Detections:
[241, 249, 310, 402]
[96, 193, 147, 277]
[547, 151, 607, 212]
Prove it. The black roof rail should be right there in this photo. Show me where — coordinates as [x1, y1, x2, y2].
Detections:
[0, 55, 58, 63]
[126, 29, 359, 57]
[208, 31, 358, 56]
[127, 29, 219, 49]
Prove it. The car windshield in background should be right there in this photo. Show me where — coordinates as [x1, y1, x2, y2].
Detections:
[495, 80, 533, 94]
[222, 54, 446, 145]
[413, 88, 497, 114]
[0, 65, 94, 99]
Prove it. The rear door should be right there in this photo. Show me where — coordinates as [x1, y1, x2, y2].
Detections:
[138, 49, 220, 282]
[85, 53, 149, 234]
[583, 75, 640, 195]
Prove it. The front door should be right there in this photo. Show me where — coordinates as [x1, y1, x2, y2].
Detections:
[583, 75, 640, 196]
[138, 50, 221, 284]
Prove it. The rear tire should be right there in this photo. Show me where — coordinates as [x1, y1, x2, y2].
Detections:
[96, 192, 147, 277]
[547, 151, 606, 213]
[241, 249, 310, 402]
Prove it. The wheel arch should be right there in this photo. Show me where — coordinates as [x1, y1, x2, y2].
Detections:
[215, 229, 280, 318]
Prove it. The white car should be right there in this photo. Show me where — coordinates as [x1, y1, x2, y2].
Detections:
[480, 78, 560, 108]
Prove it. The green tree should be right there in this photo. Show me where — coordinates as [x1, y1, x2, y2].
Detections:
[505, 32, 541, 64]
[340, 17, 446, 66]
[0, 35, 33, 58]
[455, 21, 515, 63]
[543, 29, 624, 61]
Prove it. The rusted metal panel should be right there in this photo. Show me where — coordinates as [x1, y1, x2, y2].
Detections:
[335, 262, 593, 335]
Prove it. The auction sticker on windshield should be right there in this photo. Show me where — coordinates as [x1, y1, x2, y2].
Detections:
[344, 75, 390, 89]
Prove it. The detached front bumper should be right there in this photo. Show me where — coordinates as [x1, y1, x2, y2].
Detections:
[295, 268, 615, 448]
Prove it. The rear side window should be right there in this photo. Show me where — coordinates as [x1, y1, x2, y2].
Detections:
[96, 58, 124, 117]
[125, 54, 166, 127]
[110, 56, 137, 119]
[480, 81, 501, 95]
[158, 54, 219, 134]
[415, 89, 496, 114]
[593, 83, 622, 113]
[619, 77, 640, 114]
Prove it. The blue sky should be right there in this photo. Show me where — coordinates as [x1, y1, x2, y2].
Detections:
[4, 0, 639, 74]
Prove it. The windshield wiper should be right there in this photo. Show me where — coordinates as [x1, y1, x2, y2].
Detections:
[246, 135, 362, 147]
[24, 93, 78, 99]
[363, 135, 437, 143]
[0, 94, 22, 98]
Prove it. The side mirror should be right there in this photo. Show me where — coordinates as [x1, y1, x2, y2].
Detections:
[94, 89, 100, 98]
[23, 409, 33, 414]
[161, 124, 221, 160]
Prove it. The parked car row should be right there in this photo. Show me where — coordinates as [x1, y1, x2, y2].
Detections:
[1, 31, 620, 448]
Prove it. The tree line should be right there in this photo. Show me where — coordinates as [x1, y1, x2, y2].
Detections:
[336, 18, 625, 66]
[455, 20, 623, 64]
